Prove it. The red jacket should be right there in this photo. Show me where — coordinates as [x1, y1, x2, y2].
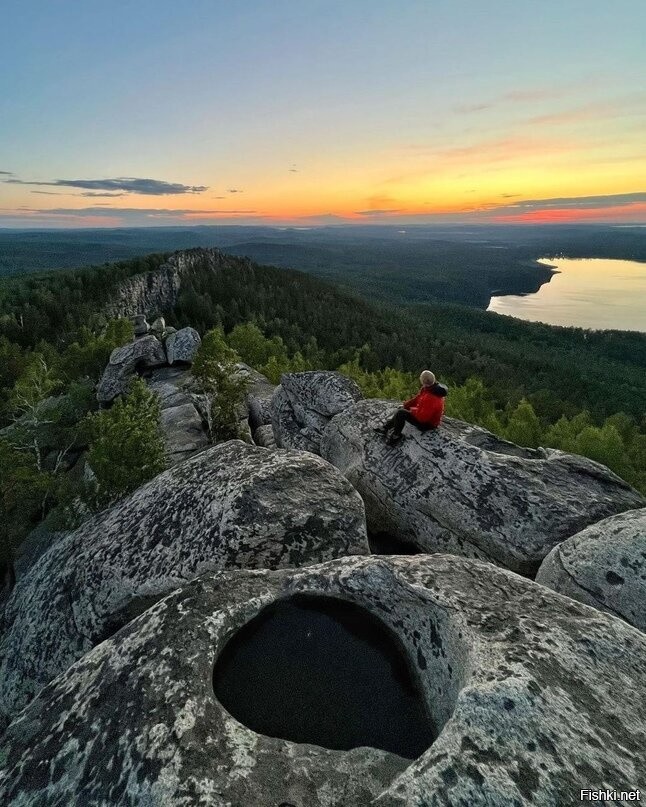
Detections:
[404, 385, 445, 427]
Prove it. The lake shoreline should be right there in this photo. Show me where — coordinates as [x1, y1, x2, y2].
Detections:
[487, 257, 646, 333]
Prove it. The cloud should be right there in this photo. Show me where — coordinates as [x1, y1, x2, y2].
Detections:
[453, 87, 565, 114]
[0, 206, 263, 228]
[452, 102, 493, 114]
[492, 201, 646, 224]
[36, 206, 257, 217]
[0, 170, 13, 176]
[355, 209, 402, 216]
[497, 192, 646, 212]
[31, 190, 66, 195]
[227, 188, 243, 193]
[80, 191, 128, 198]
[4, 177, 207, 195]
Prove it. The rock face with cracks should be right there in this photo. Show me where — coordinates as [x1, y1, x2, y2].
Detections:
[0, 442, 368, 723]
[321, 399, 644, 575]
[536, 507, 646, 632]
[1, 554, 645, 806]
[164, 326, 201, 365]
[96, 334, 167, 403]
[272, 370, 363, 453]
[145, 366, 209, 465]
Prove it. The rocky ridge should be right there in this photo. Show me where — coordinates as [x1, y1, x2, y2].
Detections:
[2, 333, 646, 806]
[104, 248, 253, 320]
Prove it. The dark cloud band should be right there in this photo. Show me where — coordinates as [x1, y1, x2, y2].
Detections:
[4, 177, 207, 195]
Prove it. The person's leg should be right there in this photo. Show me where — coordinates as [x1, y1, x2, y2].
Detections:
[376, 407, 403, 434]
[389, 408, 411, 437]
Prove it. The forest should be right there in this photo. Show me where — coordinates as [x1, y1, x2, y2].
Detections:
[2, 224, 646, 308]
[1, 248, 645, 572]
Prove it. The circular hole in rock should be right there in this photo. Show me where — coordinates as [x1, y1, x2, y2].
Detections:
[213, 594, 436, 759]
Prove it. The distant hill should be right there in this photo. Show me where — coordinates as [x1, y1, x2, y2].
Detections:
[2, 224, 646, 309]
[1, 247, 644, 423]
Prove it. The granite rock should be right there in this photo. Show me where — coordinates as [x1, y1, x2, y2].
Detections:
[0, 442, 368, 722]
[321, 399, 645, 575]
[536, 507, 646, 632]
[2, 554, 645, 806]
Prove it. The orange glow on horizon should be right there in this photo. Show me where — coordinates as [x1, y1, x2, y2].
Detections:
[493, 202, 646, 224]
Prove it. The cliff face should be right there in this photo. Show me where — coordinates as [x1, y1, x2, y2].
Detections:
[105, 247, 245, 319]
[105, 260, 182, 319]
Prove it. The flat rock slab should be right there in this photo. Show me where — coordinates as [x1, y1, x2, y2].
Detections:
[321, 400, 645, 575]
[1, 555, 645, 806]
[537, 507, 646, 631]
[0, 442, 368, 723]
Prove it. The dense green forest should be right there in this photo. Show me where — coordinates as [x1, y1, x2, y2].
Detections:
[2, 249, 644, 422]
[1, 248, 645, 573]
[2, 224, 646, 308]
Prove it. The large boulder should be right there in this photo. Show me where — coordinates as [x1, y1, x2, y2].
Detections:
[146, 366, 209, 465]
[96, 334, 167, 403]
[165, 326, 201, 364]
[321, 400, 645, 575]
[536, 507, 646, 632]
[0, 442, 368, 723]
[2, 554, 645, 806]
[272, 370, 363, 453]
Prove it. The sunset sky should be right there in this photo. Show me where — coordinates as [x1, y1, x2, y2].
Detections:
[1, 0, 645, 228]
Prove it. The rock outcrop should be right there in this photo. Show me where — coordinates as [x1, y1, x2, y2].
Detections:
[0, 442, 368, 722]
[96, 334, 167, 403]
[105, 261, 183, 320]
[536, 507, 646, 631]
[272, 370, 363, 453]
[105, 248, 258, 320]
[2, 554, 645, 806]
[145, 366, 210, 465]
[132, 313, 150, 336]
[165, 326, 201, 365]
[321, 399, 645, 575]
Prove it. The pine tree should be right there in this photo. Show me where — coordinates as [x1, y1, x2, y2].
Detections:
[193, 330, 249, 441]
[86, 379, 165, 508]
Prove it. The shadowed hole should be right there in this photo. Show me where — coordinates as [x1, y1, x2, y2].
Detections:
[212, 594, 436, 759]
[368, 531, 421, 555]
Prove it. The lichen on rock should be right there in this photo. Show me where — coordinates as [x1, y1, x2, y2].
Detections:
[2, 554, 645, 806]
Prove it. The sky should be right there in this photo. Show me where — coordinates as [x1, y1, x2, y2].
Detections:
[1, 0, 645, 228]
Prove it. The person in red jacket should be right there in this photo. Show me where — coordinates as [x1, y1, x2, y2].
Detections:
[377, 370, 447, 445]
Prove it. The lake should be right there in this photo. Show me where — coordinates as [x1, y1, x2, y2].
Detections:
[487, 257, 646, 332]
